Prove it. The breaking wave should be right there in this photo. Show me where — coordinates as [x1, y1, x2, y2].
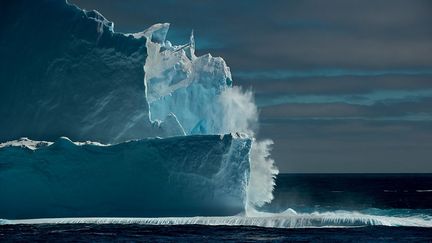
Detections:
[2, 209, 432, 228]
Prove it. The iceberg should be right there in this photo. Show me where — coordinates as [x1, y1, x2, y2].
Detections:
[0, 0, 278, 219]
[1, 1, 431, 230]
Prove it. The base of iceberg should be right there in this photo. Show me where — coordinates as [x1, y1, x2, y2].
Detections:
[0, 135, 251, 219]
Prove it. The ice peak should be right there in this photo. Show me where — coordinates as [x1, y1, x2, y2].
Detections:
[145, 23, 170, 43]
[185, 30, 196, 60]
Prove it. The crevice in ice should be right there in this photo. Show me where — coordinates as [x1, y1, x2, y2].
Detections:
[83, 9, 114, 42]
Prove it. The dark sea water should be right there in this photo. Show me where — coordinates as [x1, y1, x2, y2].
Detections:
[1, 174, 432, 242]
[267, 173, 432, 211]
[2, 224, 432, 242]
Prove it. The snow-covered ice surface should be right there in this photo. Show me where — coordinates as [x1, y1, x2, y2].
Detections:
[0, 138, 53, 150]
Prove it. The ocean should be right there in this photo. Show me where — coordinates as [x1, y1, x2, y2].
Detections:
[266, 173, 432, 211]
[1, 174, 432, 242]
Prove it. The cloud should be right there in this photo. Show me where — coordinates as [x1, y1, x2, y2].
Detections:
[259, 98, 432, 121]
[256, 89, 432, 107]
[258, 119, 432, 172]
[235, 75, 432, 96]
[234, 69, 432, 80]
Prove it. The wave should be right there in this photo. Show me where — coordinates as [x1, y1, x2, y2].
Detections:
[2, 209, 431, 228]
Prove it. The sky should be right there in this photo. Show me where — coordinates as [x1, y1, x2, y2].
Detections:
[71, 0, 432, 173]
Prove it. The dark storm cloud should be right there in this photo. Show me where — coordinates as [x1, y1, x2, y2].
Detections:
[255, 89, 432, 107]
[236, 76, 432, 95]
[70, 0, 432, 69]
[70, 0, 432, 172]
[234, 69, 432, 80]
[259, 98, 432, 121]
[258, 120, 432, 172]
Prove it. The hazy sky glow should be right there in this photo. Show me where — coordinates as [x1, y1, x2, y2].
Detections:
[71, 0, 432, 173]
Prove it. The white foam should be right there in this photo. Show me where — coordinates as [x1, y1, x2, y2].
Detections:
[416, 190, 432, 193]
[2, 211, 431, 228]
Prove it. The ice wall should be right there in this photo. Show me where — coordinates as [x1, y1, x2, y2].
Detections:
[0, 135, 251, 219]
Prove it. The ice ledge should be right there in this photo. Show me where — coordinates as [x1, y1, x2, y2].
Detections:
[126, 23, 170, 43]
[0, 137, 108, 150]
[0, 138, 53, 150]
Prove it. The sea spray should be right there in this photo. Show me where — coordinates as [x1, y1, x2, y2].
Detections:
[247, 139, 279, 208]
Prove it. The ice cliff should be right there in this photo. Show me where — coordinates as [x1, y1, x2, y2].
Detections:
[0, 135, 251, 218]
